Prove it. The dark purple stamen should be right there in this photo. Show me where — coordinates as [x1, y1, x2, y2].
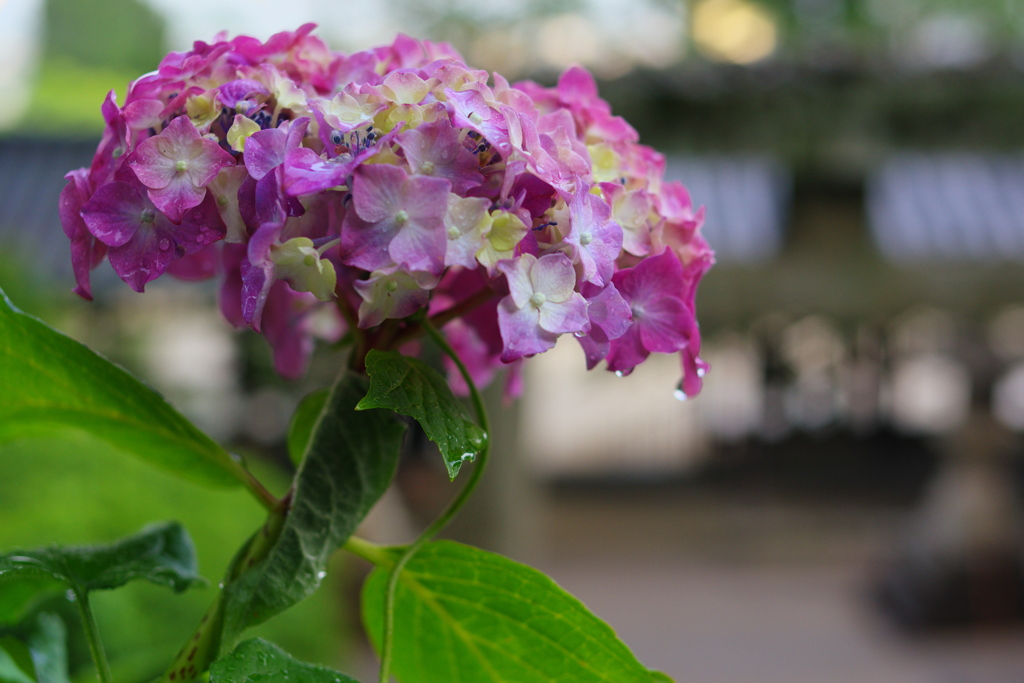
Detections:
[253, 111, 272, 129]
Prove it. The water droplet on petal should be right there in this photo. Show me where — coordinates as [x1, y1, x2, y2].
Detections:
[674, 381, 689, 402]
[614, 370, 625, 378]
[696, 367, 707, 378]
[574, 331, 586, 338]
[159, 238, 171, 250]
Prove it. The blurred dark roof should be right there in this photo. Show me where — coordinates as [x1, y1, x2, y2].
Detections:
[868, 153, 1024, 261]
[667, 155, 790, 262]
[0, 138, 97, 280]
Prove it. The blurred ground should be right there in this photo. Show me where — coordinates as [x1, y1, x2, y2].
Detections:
[534, 492, 1024, 683]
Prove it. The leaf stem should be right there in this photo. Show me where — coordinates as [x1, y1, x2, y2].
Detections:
[335, 291, 367, 366]
[343, 536, 394, 567]
[428, 286, 496, 330]
[73, 585, 113, 683]
[387, 286, 497, 351]
[227, 457, 279, 512]
[376, 317, 491, 683]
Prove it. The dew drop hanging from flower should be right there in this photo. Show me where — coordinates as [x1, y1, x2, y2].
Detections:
[60, 23, 714, 396]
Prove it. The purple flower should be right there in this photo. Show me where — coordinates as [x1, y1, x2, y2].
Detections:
[59, 169, 107, 301]
[354, 267, 439, 328]
[342, 164, 450, 275]
[243, 118, 310, 181]
[80, 174, 226, 292]
[601, 182, 653, 257]
[444, 87, 509, 153]
[243, 118, 310, 224]
[220, 244, 316, 379]
[576, 282, 632, 369]
[313, 86, 385, 138]
[217, 79, 270, 111]
[443, 195, 490, 269]
[126, 115, 235, 222]
[89, 91, 127, 187]
[564, 188, 622, 287]
[59, 28, 713, 391]
[496, 252, 588, 362]
[397, 119, 483, 194]
[282, 126, 392, 197]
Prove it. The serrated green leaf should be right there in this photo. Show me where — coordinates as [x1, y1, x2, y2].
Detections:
[0, 288, 243, 488]
[357, 350, 485, 480]
[286, 389, 329, 466]
[362, 541, 671, 683]
[220, 373, 406, 646]
[0, 522, 200, 594]
[210, 638, 358, 683]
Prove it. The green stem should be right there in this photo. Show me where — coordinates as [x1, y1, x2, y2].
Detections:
[343, 536, 393, 566]
[222, 456, 277, 512]
[376, 317, 491, 683]
[335, 291, 367, 366]
[73, 586, 113, 683]
[387, 286, 497, 351]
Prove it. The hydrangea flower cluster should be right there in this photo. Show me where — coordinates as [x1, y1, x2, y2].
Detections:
[61, 24, 713, 395]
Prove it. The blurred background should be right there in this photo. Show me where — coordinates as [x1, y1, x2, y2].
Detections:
[3, 0, 1024, 680]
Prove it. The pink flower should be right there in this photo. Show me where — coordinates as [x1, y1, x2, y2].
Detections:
[342, 164, 450, 275]
[397, 119, 483, 194]
[444, 88, 509, 153]
[563, 188, 622, 287]
[59, 169, 106, 301]
[497, 252, 588, 362]
[354, 267, 439, 328]
[127, 115, 235, 222]
[89, 91, 127, 188]
[576, 282, 632, 369]
[605, 248, 692, 376]
[59, 26, 712, 392]
[220, 244, 317, 378]
[81, 172, 225, 292]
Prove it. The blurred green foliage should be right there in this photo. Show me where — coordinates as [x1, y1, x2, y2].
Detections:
[0, 435, 352, 682]
[44, 0, 166, 74]
[18, 0, 166, 135]
[22, 57, 137, 136]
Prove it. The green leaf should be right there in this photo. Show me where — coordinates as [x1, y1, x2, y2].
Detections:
[210, 638, 358, 683]
[0, 522, 201, 594]
[286, 389, 328, 466]
[358, 349, 485, 480]
[0, 613, 70, 683]
[22, 614, 70, 683]
[0, 643, 34, 683]
[221, 373, 406, 645]
[0, 578, 63, 627]
[362, 541, 671, 683]
[0, 288, 243, 488]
